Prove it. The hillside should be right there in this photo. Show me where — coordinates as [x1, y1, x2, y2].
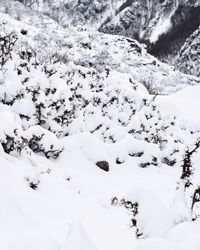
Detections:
[19, 0, 200, 66]
[0, 1, 200, 250]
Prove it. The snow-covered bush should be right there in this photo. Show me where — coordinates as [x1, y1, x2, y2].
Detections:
[0, 32, 17, 67]
[23, 126, 63, 158]
[114, 187, 174, 239]
[0, 19, 197, 170]
[176, 140, 200, 220]
[0, 38, 194, 166]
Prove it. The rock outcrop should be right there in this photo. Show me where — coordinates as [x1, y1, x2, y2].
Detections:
[176, 26, 200, 77]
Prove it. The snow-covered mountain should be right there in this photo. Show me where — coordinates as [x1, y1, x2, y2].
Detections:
[177, 25, 200, 77]
[19, 0, 200, 66]
[0, 1, 200, 250]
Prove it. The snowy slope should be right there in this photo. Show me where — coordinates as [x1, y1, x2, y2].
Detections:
[0, 1, 200, 250]
[1, 92, 200, 250]
[0, 0, 199, 94]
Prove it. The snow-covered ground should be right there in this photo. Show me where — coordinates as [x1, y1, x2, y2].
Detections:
[0, 1, 200, 250]
[159, 86, 200, 129]
[0, 84, 199, 250]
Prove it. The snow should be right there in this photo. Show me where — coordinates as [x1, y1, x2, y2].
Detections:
[0, 82, 200, 250]
[159, 85, 200, 129]
[150, 17, 172, 44]
[0, 1, 200, 250]
[149, 1, 179, 44]
[132, 238, 182, 250]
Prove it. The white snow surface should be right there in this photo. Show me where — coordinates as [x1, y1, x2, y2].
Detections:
[0, 83, 200, 250]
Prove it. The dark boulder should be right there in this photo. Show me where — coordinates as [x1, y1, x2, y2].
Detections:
[96, 161, 109, 172]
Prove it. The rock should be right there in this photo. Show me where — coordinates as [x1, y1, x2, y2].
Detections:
[96, 161, 109, 172]
[177, 27, 200, 77]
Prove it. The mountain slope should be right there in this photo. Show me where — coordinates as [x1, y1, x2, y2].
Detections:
[0, 1, 200, 250]
[1, 0, 199, 94]
[176, 26, 200, 77]
[19, 0, 200, 66]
